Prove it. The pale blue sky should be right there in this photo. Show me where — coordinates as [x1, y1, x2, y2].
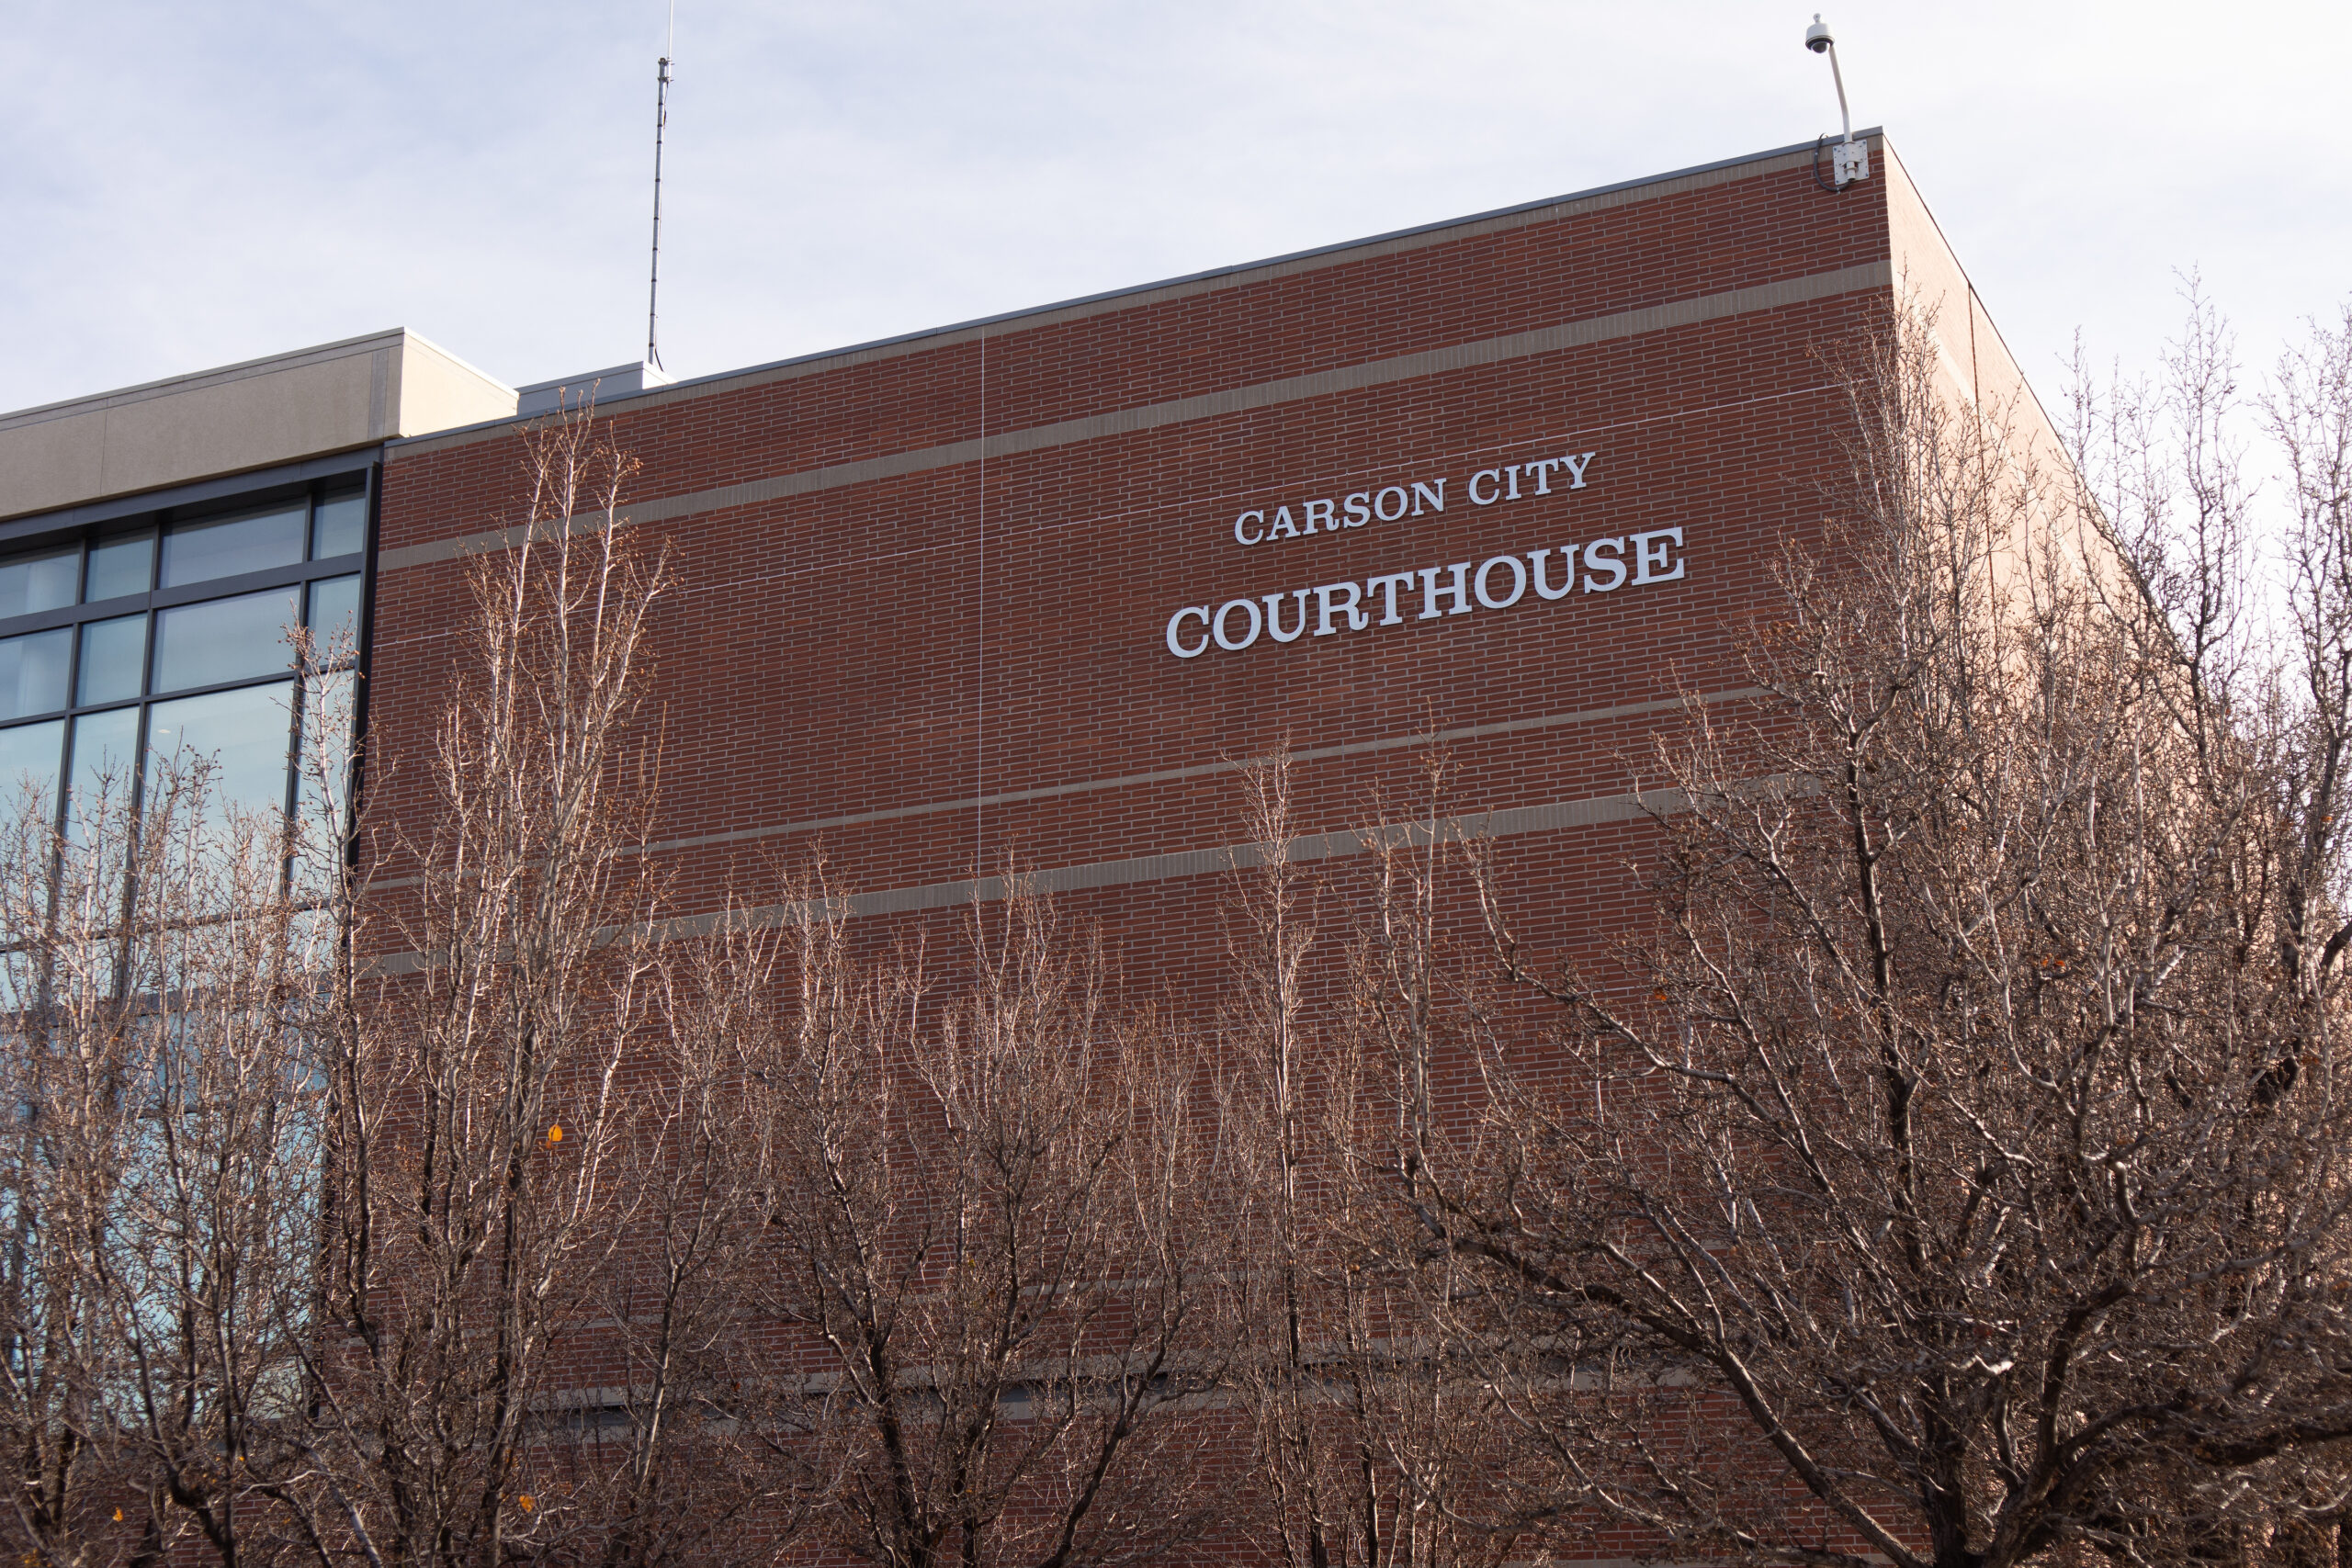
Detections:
[6, 1, 2346, 415]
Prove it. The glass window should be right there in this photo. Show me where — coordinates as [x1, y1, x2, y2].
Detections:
[146, 682, 294, 822]
[67, 706, 141, 843]
[151, 589, 300, 694]
[0, 547, 80, 620]
[159, 503, 306, 589]
[85, 531, 155, 602]
[307, 574, 362, 655]
[0, 719, 63, 822]
[0, 626, 73, 720]
[312, 490, 367, 559]
[77, 615, 146, 706]
[291, 671, 355, 896]
[296, 670, 354, 818]
[0, 476, 367, 845]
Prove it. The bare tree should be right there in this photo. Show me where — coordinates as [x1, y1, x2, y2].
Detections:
[734, 880, 1235, 1568]
[0, 772, 151, 1568]
[2267, 300, 2352, 1008]
[287, 412, 680, 1568]
[0, 402, 1250, 1568]
[0, 678, 350, 1568]
[545, 908, 793, 1568]
[1353, 302, 2352, 1567]
[88, 773, 336, 1568]
[1220, 750, 1531, 1568]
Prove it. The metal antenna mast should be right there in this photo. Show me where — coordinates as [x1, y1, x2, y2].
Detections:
[646, 0, 676, 369]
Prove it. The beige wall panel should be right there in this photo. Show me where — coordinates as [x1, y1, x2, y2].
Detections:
[393, 339, 518, 437]
[0, 407, 110, 520]
[94, 349, 390, 500]
[1882, 146, 1988, 410]
[0, 331, 516, 523]
[1882, 142, 2103, 604]
[1883, 144, 2066, 469]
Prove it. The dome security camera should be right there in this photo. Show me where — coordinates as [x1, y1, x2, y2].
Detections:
[1802, 14, 1868, 187]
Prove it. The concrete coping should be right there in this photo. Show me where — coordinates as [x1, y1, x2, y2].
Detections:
[0, 330, 519, 524]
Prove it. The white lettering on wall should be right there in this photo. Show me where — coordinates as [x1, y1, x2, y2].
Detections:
[1528, 547, 1575, 601]
[1367, 570, 1415, 625]
[1632, 527, 1686, 584]
[1162, 528, 1690, 659]
[1214, 598, 1261, 650]
[1228, 450, 1593, 547]
[1315, 581, 1368, 636]
[1581, 537, 1627, 593]
[1419, 562, 1472, 619]
[1475, 554, 1527, 609]
[1264, 590, 1310, 644]
[1166, 605, 1210, 659]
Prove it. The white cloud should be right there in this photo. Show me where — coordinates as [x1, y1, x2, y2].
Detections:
[5, 0, 2346, 412]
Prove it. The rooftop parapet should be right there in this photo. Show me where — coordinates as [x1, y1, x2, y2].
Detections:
[0, 330, 516, 522]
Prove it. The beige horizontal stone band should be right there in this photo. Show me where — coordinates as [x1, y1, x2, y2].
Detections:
[378, 260, 1892, 573]
[629, 687, 1769, 860]
[361, 687, 1768, 906]
[373, 777, 1695, 973]
[686, 782, 1690, 936]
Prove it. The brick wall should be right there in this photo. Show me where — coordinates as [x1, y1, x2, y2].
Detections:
[372, 137, 1904, 988]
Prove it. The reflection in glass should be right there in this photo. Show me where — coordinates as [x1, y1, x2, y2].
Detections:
[0, 627, 72, 720]
[0, 719, 63, 822]
[85, 531, 156, 603]
[311, 491, 366, 559]
[290, 671, 354, 899]
[306, 575, 361, 656]
[77, 615, 147, 705]
[68, 706, 141, 844]
[296, 669, 355, 826]
[0, 949, 37, 1017]
[0, 547, 80, 619]
[146, 682, 294, 823]
[159, 504, 306, 588]
[152, 590, 299, 693]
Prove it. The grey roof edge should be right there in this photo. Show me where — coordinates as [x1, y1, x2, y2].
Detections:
[0, 327, 514, 432]
[390, 129, 1889, 457]
[515, 362, 670, 398]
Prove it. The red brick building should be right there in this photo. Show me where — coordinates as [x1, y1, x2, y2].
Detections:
[365, 131, 2054, 976]
[0, 129, 2061, 1010]
[0, 129, 2084, 1567]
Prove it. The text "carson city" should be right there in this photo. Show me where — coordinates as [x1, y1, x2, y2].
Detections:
[1231, 451, 1598, 547]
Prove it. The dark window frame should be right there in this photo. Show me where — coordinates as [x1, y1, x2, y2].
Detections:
[0, 456, 380, 838]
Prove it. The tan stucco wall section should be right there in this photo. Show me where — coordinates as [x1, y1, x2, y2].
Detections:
[1882, 143, 2068, 478]
[388, 336, 523, 448]
[0, 331, 516, 522]
[1880, 142, 2109, 611]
